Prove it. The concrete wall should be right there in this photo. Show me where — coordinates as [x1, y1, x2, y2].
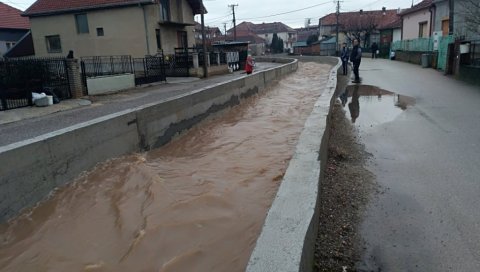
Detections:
[402, 9, 432, 39]
[393, 28, 402, 42]
[247, 58, 341, 272]
[0, 58, 298, 223]
[86, 74, 135, 95]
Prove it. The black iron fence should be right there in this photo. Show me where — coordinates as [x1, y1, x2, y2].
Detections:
[0, 57, 71, 111]
[80, 55, 133, 77]
[133, 56, 166, 85]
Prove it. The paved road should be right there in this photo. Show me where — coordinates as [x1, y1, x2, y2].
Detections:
[0, 62, 279, 147]
[352, 59, 480, 271]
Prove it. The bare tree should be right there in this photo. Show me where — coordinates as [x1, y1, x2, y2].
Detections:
[340, 12, 379, 48]
[457, 0, 480, 36]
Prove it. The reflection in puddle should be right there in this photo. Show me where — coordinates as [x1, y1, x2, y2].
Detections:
[339, 85, 415, 130]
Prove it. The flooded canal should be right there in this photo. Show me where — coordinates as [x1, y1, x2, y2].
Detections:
[0, 62, 332, 272]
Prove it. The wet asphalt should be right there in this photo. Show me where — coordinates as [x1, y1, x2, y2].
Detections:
[344, 59, 480, 271]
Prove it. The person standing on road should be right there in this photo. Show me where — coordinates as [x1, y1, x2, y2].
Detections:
[350, 39, 362, 83]
[340, 43, 349, 75]
[371, 42, 378, 59]
[245, 53, 254, 75]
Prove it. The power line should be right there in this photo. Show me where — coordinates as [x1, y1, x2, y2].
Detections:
[237, 1, 331, 21]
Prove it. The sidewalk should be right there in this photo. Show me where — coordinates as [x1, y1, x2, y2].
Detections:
[0, 62, 279, 147]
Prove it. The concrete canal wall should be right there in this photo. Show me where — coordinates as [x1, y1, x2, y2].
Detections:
[247, 58, 341, 272]
[0, 58, 298, 222]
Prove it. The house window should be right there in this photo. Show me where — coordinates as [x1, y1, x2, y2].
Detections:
[6, 42, 15, 50]
[96, 27, 104, 36]
[75, 14, 89, 34]
[45, 35, 62, 53]
[418, 21, 428, 38]
[177, 31, 188, 48]
[160, 0, 171, 21]
[156, 29, 162, 50]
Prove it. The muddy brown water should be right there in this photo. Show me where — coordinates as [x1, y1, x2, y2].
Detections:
[0, 62, 332, 272]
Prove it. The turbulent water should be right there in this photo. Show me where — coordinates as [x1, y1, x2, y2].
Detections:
[0, 62, 332, 272]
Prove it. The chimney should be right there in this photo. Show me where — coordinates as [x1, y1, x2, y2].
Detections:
[382, 7, 386, 15]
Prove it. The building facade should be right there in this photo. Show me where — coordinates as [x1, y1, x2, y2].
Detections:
[0, 2, 30, 57]
[23, 0, 204, 58]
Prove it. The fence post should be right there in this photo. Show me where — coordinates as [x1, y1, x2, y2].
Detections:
[192, 52, 199, 68]
[206, 53, 211, 67]
[216, 53, 220, 66]
[66, 59, 86, 98]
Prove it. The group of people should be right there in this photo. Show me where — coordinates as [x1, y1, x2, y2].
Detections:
[340, 40, 379, 84]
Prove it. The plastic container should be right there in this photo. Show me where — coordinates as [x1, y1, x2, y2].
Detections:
[47, 95, 53, 105]
[34, 96, 49, 107]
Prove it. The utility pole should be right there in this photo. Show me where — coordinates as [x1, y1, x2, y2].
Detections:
[229, 4, 238, 41]
[223, 23, 227, 37]
[336, 0, 340, 56]
[200, 0, 208, 78]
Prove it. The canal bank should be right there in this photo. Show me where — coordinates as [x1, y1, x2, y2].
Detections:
[0, 58, 297, 222]
[1, 56, 342, 272]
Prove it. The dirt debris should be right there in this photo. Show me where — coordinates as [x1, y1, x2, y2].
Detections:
[313, 100, 376, 272]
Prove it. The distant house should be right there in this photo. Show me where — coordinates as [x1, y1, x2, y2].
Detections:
[319, 8, 401, 49]
[400, 0, 434, 39]
[194, 22, 222, 48]
[295, 25, 319, 43]
[228, 21, 297, 51]
[22, 0, 205, 58]
[0, 2, 30, 57]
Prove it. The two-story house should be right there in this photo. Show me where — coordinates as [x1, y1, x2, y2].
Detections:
[22, 0, 204, 58]
[400, 0, 434, 39]
[0, 2, 30, 57]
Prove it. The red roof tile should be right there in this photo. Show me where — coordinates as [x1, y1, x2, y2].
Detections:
[320, 9, 401, 30]
[23, 0, 205, 16]
[23, 0, 152, 16]
[228, 21, 295, 35]
[0, 2, 30, 29]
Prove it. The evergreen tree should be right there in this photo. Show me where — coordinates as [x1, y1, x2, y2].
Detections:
[271, 33, 279, 53]
[277, 38, 284, 53]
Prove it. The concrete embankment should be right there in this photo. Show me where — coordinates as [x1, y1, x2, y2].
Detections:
[0, 58, 297, 222]
[247, 58, 341, 272]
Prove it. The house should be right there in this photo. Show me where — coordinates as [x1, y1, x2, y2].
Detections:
[0, 2, 30, 56]
[22, 0, 205, 58]
[194, 22, 222, 48]
[400, 0, 434, 40]
[295, 25, 319, 43]
[228, 21, 297, 51]
[319, 8, 401, 49]
[432, 0, 450, 36]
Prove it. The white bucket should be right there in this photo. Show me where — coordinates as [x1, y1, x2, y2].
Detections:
[47, 95, 53, 105]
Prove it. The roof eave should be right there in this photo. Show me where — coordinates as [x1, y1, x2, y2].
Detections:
[22, 0, 154, 17]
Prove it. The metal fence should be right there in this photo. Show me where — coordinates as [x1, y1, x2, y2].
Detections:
[80, 55, 133, 77]
[133, 56, 166, 85]
[0, 57, 71, 111]
[391, 38, 434, 52]
[465, 40, 480, 67]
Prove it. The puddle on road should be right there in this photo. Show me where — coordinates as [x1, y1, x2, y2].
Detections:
[0, 62, 332, 272]
[339, 85, 415, 130]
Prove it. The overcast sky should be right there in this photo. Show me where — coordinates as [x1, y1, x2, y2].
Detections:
[7, 0, 421, 30]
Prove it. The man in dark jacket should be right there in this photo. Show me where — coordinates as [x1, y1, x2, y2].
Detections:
[350, 39, 362, 83]
[371, 42, 378, 59]
[340, 43, 349, 75]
